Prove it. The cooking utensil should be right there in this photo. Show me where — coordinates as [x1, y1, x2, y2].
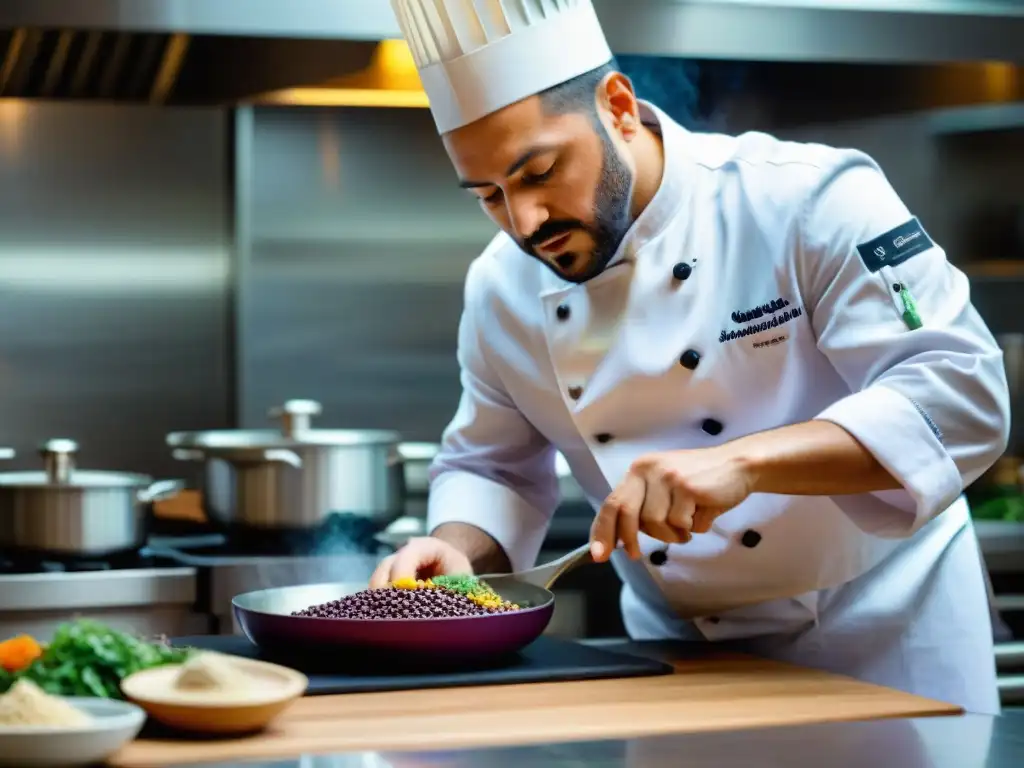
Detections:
[483, 543, 594, 590]
[0, 439, 184, 557]
[232, 579, 555, 665]
[167, 399, 405, 530]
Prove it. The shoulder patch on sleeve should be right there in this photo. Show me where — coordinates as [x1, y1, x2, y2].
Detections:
[855, 217, 935, 273]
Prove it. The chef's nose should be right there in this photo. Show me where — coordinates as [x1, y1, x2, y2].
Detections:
[506, 193, 547, 242]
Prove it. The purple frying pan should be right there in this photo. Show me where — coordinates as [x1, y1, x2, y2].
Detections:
[231, 545, 593, 666]
[232, 579, 554, 665]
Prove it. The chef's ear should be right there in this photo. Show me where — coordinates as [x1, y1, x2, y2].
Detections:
[597, 72, 641, 141]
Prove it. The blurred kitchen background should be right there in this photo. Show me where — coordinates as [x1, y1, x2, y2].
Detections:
[1, 0, 1024, 700]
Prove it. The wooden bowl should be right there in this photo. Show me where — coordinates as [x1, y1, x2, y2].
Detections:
[120, 655, 308, 735]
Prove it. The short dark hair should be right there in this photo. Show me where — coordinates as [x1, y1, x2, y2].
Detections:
[537, 59, 620, 121]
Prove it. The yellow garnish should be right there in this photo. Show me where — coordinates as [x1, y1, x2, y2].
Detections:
[388, 576, 518, 612]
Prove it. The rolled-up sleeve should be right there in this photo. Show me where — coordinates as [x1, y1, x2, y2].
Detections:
[427, 258, 559, 571]
[801, 156, 1010, 536]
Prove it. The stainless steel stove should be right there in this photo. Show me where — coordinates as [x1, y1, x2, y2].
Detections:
[0, 556, 205, 641]
[0, 525, 391, 641]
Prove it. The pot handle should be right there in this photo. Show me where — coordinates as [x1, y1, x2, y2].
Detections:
[138, 479, 185, 503]
[262, 449, 303, 468]
[171, 448, 206, 462]
[268, 399, 322, 437]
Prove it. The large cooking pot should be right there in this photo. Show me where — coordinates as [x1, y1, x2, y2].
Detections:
[0, 439, 183, 557]
[397, 442, 438, 521]
[166, 399, 405, 530]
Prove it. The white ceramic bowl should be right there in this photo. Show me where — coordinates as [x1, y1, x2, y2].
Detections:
[0, 696, 146, 767]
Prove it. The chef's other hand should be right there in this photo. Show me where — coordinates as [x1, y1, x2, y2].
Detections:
[590, 447, 755, 562]
[369, 537, 474, 589]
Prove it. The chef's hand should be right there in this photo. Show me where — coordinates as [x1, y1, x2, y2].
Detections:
[368, 537, 474, 589]
[590, 446, 755, 562]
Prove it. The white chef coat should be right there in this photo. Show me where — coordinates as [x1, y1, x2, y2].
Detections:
[427, 101, 1010, 714]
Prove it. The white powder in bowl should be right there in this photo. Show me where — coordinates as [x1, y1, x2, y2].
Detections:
[0, 679, 92, 728]
[173, 652, 254, 695]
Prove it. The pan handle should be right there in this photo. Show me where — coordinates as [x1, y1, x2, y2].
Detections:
[482, 543, 594, 591]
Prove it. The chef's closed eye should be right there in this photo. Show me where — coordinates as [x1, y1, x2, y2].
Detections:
[521, 160, 557, 185]
[480, 188, 503, 206]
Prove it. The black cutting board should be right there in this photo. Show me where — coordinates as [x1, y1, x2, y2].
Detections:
[170, 634, 673, 696]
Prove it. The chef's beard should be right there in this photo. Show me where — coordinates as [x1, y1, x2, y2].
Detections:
[521, 124, 634, 284]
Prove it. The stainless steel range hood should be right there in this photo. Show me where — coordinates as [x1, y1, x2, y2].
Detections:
[0, 0, 1023, 105]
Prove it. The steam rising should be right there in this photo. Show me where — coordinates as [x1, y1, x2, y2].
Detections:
[616, 56, 750, 130]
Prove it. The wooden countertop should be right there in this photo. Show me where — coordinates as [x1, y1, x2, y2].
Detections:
[112, 645, 961, 767]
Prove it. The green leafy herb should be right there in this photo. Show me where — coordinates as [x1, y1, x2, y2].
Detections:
[0, 619, 191, 699]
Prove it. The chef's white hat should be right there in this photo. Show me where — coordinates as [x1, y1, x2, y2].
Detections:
[390, 0, 613, 134]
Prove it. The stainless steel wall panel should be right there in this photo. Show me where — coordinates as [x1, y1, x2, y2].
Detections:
[0, 101, 232, 476]
[239, 106, 496, 439]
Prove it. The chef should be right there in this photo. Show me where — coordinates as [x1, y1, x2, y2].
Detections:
[372, 0, 1010, 713]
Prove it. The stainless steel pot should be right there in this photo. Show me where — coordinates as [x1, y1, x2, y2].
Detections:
[377, 446, 588, 550]
[0, 439, 183, 557]
[397, 441, 438, 520]
[167, 399, 405, 530]
[396, 443, 587, 513]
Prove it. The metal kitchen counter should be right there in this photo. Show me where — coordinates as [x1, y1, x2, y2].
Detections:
[0, 568, 197, 613]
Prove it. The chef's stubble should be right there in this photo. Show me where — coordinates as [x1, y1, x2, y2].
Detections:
[587, 122, 634, 277]
[524, 120, 634, 284]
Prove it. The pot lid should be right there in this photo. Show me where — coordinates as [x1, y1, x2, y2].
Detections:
[0, 439, 153, 488]
[166, 400, 402, 451]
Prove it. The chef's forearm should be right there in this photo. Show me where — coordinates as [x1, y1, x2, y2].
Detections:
[431, 522, 513, 574]
[732, 419, 903, 497]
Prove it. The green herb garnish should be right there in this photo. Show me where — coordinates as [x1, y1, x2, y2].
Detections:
[432, 574, 502, 600]
[0, 619, 191, 699]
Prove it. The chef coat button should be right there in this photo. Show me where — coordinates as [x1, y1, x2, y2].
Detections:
[568, 386, 583, 400]
[679, 349, 701, 370]
[649, 549, 668, 566]
[595, 433, 614, 444]
[701, 418, 724, 436]
[741, 530, 762, 548]
[556, 304, 571, 321]
[672, 262, 692, 281]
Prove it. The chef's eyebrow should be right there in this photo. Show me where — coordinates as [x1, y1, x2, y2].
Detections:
[458, 145, 558, 188]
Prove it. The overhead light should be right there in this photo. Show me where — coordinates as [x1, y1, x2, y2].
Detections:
[253, 87, 429, 108]
[252, 39, 429, 108]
